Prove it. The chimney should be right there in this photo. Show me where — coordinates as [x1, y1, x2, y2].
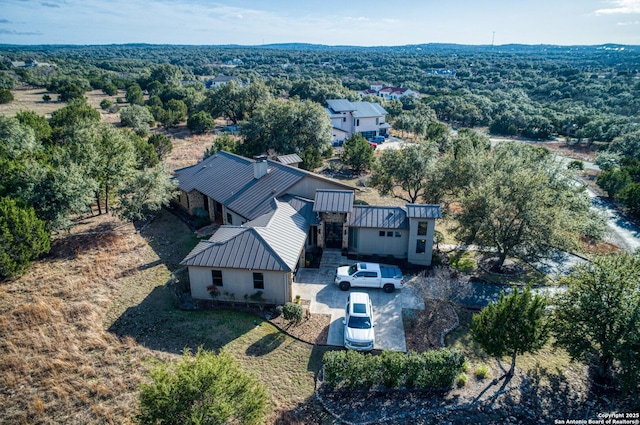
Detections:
[253, 155, 268, 179]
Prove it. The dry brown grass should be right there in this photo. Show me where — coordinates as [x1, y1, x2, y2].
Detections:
[0, 214, 175, 425]
[0, 86, 123, 125]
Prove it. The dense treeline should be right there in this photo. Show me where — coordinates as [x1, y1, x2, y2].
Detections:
[1, 43, 639, 279]
[2, 43, 637, 143]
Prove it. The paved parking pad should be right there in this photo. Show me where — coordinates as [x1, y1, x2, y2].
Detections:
[294, 266, 424, 352]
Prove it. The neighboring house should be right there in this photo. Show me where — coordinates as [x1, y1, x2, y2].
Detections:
[327, 99, 390, 143]
[424, 69, 457, 77]
[206, 75, 242, 88]
[359, 84, 420, 101]
[176, 151, 441, 305]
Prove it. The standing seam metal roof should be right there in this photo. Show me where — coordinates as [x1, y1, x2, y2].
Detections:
[174, 151, 306, 221]
[174, 151, 354, 221]
[406, 204, 442, 219]
[348, 206, 409, 229]
[327, 99, 356, 113]
[351, 102, 388, 118]
[313, 190, 354, 213]
[180, 200, 309, 272]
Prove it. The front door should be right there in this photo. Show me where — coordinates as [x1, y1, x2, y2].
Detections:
[325, 222, 343, 249]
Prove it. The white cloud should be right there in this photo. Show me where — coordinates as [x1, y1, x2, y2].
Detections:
[616, 20, 640, 24]
[595, 0, 640, 15]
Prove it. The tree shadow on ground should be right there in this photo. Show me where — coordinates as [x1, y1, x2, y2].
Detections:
[137, 208, 201, 272]
[245, 332, 286, 356]
[481, 363, 586, 423]
[49, 220, 125, 260]
[108, 285, 261, 355]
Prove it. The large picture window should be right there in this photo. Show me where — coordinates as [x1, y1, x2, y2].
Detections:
[253, 272, 264, 289]
[211, 270, 223, 286]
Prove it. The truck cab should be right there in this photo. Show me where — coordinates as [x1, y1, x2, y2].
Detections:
[334, 262, 404, 293]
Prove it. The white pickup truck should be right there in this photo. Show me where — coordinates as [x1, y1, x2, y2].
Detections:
[334, 262, 404, 293]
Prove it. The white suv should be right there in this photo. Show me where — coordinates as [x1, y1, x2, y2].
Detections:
[343, 292, 376, 351]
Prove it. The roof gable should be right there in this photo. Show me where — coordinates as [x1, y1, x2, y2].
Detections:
[180, 200, 309, 271]
[175, 151, 353, 221]
[174, 151, 307, 221]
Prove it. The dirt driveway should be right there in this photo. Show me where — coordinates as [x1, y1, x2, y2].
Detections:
[293, 250, 424, 351]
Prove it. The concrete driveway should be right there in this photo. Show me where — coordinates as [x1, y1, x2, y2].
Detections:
[293, 250, 424, 351]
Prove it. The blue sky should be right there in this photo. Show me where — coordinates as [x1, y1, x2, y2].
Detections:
[1, 0, 640, 46]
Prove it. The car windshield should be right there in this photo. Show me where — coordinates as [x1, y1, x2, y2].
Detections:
[348, 264, 358, 275]
[348, 316, 371, 329]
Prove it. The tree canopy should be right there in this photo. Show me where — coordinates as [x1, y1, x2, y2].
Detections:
[370, 141, 438, 203]
[455, 142, 605, 270]
[0, 197, 50, 280]
[137, 347, 268, 425]
[552, 252, 640, 394]
[471, 285, 550, 390]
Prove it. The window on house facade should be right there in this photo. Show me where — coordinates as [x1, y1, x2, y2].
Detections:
[226, 213, 233, 224]
[186, 193, 190, 209]
[343, 117, 346, 122]
[356, 119, 360, 127]
[376, 117, 379, 125]
[416, 239, 426, 254]
[211, 270, 223, 286]
[387, 231, 393, 237]
[253, 272, 264, 289]
[379, 231, 386, 237]
[417, 221, 427, 236]
[395, 231, 401, 237]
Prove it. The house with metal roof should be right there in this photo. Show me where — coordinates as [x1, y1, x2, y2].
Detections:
[175, 151, 440, 305]
[327, 99, 389, 143]
[359, 84, 420, 101]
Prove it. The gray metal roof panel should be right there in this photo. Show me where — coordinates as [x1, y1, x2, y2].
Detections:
[313, 190, 354, 213]
[327, 99, 355, 112]
[349, 206, 409, 229]
[279, 195, 319, 226]
[174, 151, 308, 220]
[351, 102, 388, 118]
[406, 204, 442, 219]
[180, 229, 289, 271]
[277, 154, 302, 165]
[254, 200, 309, 270]
[180, 200, 309, 271]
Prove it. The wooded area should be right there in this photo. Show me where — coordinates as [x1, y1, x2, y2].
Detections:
[0, 43, 638, 278]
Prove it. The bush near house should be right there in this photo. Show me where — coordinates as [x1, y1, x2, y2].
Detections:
[322, 348, 465, 391]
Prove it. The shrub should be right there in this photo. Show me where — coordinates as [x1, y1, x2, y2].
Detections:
[137, 347, 268, 425]
[0, 197, 51, 280]
[567, 160, 584, 170]
[474, 363, 491, 380]
[282, 302, 303, 324]
[187, 110, 215, 134]
[0, 88, 14, 104]
[379, 351, 406, 388]
[100, 98, 113, 110]
[456, 373, 468, 388]
[206, 285, 220, 299]
[322, 348, 465, 390]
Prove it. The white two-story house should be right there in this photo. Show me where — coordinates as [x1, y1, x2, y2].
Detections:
[327, 99, 390, 143]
